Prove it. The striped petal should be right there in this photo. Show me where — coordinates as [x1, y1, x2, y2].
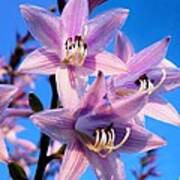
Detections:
[18, 48, 59, 75]
[128, 36, 170, 78]
[58, 140, 88, 179]
[115, 31, 134, 63]
[142, 96, 180, 126]
[20, 4, 63, 49]
[61, 0, 88, 37]
[86, 151, 125, 180]
[31, 109, 74, 142]
[84, 51, 127, 75]
[55, 67, 81, 109]
[87, 9, 129, 56]
[77, 71, 106, 115]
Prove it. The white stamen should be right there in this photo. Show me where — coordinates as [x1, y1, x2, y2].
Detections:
[138, 69, 167, 94]
[148, 69, 166, 95]
[94, 129, 100, 147]
[99, 129, 107, 149]
[111, 127, 131, 150]
[85, 126, 131, 158]
[148, 79, 154, 89]
[139, 80, 148, 91]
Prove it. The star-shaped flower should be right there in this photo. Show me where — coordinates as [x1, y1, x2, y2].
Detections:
[0, 85, 33, 163]
[18, 0, 129, 108]
[108, 32, 180, 126]
[31, 72, 165, 179]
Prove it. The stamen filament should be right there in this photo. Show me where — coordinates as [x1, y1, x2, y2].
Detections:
[83, 126, 131, 158]
[148, 69, 166, 95]
[110, 127, 131, 150]
[137, 69, 166, 94]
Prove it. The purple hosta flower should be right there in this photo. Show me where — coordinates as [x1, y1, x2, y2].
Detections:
[0, 118, 37, 153]
[0, 85, 18, 121]
[11, 73, 36, 108]
[11, 145, 37, 176]
[31, 72, 165, 179]
[0, 117, 37, 169]
[0, 85, 17, 163]
[108, 32, 180, 126]
[18, 0, 128, 108]
[0, 84, 32, 124]
[0, 57, 36, 107]
[0, 84, 33, 163]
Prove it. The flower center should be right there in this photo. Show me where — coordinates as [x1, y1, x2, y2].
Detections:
[63, 35, 87, 67]
[135, 74, 154, 91]
[135, 69, 166, 94]
[79, 124, 131, 158]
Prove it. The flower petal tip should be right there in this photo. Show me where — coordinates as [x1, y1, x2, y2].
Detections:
[19, 4, 29, 13]
[165, 36, 171, 44]
[98, 71, 103, 77]
[150, 135, 167, 150]
[118, 8, 129, 14]
[19, 4, 33, 20]
[117, 8, 129, 19]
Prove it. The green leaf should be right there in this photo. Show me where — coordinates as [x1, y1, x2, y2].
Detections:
[8, 162, 28, 180]
[28, 93, 43, 112]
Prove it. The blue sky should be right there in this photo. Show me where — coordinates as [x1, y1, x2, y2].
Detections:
[0, 0, 180, 179]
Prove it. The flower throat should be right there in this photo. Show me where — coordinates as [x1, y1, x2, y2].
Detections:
[63, 35, 87, 66]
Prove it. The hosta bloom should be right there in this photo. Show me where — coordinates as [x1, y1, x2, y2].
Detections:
[0, 85, 18, 121]
[0, 118, 37, 153]
[11, 147, 37, 176]
[108, 32, 180, 126]
[0, 57, 36, 107]
[0, 85, 33, 163]
[18, 0, 128, 108]
[31, 72, 165, 180]
[0, 85, 18, 163]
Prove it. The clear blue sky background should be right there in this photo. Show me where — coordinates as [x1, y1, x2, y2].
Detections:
[0, 0, 180, 179]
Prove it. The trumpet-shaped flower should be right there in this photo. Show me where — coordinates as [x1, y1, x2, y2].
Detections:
[0, 85, 18, 120]
[0, 85, 33, 163]
[108, 32, 180, 126]
[18, 0, 129, 108]
[0, 85, 17, 163]
[31, 72, 165, 180]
